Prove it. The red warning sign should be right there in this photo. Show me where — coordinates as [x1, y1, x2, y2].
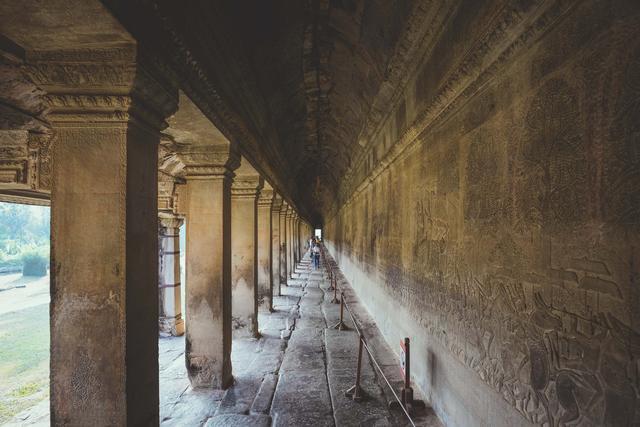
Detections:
[400, 339, 407, 376]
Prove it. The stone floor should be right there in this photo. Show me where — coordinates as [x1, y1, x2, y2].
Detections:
[160, 255, 443, 427]
[5, 255, 443, 426]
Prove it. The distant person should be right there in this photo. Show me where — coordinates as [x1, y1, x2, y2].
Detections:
[312, 243, 321, 269]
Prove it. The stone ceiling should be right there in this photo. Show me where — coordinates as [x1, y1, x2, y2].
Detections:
[1, 0, 444, 225]
[102, 0, 439, 225]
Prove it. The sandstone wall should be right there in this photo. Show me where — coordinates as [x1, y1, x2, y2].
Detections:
[325, 2, 640, 426]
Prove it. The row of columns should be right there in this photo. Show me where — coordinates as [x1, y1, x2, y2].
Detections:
[34, 50, 314, 424]
[156, 154, 313, 390]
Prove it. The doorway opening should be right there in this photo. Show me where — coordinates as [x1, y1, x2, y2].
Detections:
[314, 228, 322, 240]
[0, 201, 50, 425]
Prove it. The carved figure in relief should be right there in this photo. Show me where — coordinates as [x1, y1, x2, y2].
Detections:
[517, 78, 586, 232]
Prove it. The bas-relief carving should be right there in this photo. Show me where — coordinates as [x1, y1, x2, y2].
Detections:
[0, 130, 51, 193]
[512, 78, 587, 233]
[327, 18, 640, 427]
[605, 45, 640, 226]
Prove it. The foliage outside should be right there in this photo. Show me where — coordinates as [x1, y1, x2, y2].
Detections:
[0, 203, 49, 275]
[21, 246, 48, 276]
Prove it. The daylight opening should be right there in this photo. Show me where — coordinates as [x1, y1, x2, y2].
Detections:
[0, 202, 50, 424]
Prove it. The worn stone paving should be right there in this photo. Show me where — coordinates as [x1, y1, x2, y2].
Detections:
[270, 264, 335, 426]
[160, 253, 443, 426]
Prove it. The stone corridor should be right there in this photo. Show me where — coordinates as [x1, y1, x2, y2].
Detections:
[158, 254, 441, 427]
[1, 1, 639, 425]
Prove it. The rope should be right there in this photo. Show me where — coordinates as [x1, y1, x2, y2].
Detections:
[327, 254, 417, 427]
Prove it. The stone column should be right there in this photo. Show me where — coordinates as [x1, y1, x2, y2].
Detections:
[297, 217, 302, 262]
[230, 160, 263, 338]
[292, 213, 298, 267]
[182, 144, 239, 389]
[279, 202, 289, 285]
[37, 49, 178, 425]
[271, 194, 283, 296]
[287, 207, 295, 278]
[257, 184, 274, 312]
[158, 214, 185, 336]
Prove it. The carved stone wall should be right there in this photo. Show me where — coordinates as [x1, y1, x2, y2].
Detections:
[325, 2, 640, 426]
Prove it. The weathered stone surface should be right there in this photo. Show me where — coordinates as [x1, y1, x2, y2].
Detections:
[158, 215, 185, 337]
[184, 146, 238, 389]
[324, 3, 640, 426]
[250, 374, 278, 415]
[271, 267, 335, 427]
[204, 414, 272, 427]
[257, 183, 274, 311]
[271, 194, 283, 296]
[231, 158, 263, 338]
[41, 47, 178, 425]
[2, 1, 639, 425]
[279, 202, 289, 285]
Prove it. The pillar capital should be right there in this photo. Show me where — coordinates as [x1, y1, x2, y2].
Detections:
[231, 175, 264, 198]
[257, 187, 274, 207]
[231, 156, 263, 198]
[25, 48, 178, 129]
[271, 193, 283, 212]
[158, 213, 184, 230]
[158, 172, 185, 216]
[180, 144, 241, 179]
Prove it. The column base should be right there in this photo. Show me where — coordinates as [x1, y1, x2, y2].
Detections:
[232, 317, 261, 339]
[258, 296, 275, 313]
[159, 316, 185, 337]
[187, 358, 234, 389]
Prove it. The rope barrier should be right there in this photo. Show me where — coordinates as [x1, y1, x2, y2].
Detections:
[321, 245, 419, 427]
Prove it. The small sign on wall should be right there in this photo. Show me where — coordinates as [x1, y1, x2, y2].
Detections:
[400, 338, 407, 377]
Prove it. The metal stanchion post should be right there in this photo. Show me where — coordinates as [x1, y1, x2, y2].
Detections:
[389, 337, 425, 415]
[402, 337, 412, 406]
[345, 334, 364, 402]
[331, 277, 339, 303]
[333, 292, 348, 330]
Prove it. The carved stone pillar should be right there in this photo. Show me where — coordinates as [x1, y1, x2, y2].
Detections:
[182, 144, 239, 389]
[286, 207, 295, 278]
[271, 194, 283, 296]
[230, 160, 263, 338]
[34, 48, 178, 425]
[257, 184, 273, 312]
[158, 214, 185, 336]
[294, 215, 300, 265]
[279, 202, 289, 286]
[291, 213, 297, 267]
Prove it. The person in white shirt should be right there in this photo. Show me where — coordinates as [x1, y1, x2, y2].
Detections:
[312, 244, 321, 269]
